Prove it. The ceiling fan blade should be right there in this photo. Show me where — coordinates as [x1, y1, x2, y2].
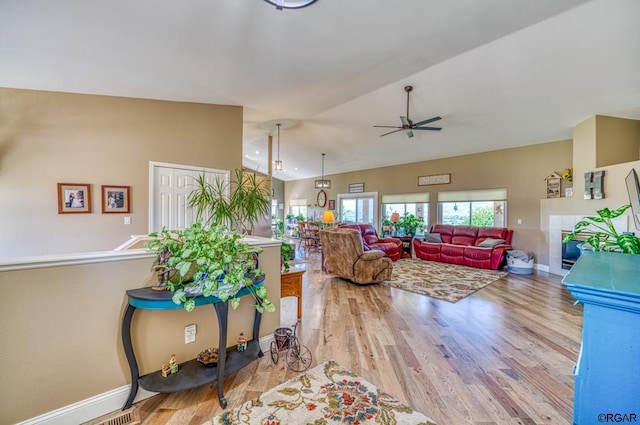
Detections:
[412, 116, 442, 127]
[379, 128, 404, 137]
[373, 125, 403, 129]
[414, 126, 442, 131]
[406, 130, 414, 138]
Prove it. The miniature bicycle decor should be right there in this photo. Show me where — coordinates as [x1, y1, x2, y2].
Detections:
[270, 323, 312, 372]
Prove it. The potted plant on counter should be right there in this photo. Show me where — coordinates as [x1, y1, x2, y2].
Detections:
[145, 221, 276, 313]
[562, 204, 640, 254]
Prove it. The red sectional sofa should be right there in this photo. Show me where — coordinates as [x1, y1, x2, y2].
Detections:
[413, 224, 513, 270]
[340, 223, 403, 261]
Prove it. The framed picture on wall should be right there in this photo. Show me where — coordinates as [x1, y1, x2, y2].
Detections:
[328, 199, 335, 210]
[102, 185, 131, 213]
[57, 183, 92, 214]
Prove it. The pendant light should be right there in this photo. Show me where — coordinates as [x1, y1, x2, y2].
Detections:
[274, 123, 283, 172]
[314, 153, 331, 189]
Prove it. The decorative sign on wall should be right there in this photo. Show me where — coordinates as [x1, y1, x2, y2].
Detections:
[584, 170, 605, 199]
[544, 172, 562, 198]
[417, 173, 451, 186]
[349, 183, 364, 193]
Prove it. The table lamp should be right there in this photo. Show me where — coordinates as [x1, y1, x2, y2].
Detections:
[322, 210, 335, 226]
[390, 212, 400, 236]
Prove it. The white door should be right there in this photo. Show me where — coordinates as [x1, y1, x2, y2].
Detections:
[150, 161, 229, 233]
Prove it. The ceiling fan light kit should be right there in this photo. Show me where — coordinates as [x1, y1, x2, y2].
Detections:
[263, 0, 319, 10]
[374, 85, 442, 138]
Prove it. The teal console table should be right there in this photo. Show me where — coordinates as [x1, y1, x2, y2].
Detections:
[121, 277, 265, 410]
[562, 252, 640, 425]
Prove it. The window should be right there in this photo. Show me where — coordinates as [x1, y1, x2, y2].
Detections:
[381, 193, 429, 230]
[438, 189, 506, 227]
[289, 199, 308, 220]
[337, 192, 377, 224]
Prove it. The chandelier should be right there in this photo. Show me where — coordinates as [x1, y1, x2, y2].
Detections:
[274, 123, 283, 172]
[314, 153, 331, 189]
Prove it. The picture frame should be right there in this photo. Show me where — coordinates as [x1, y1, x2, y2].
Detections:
[418, 173, 451, 186]
[348, 183, 364, 193]
[328, 199, 335, 210]
[57, 183, 91, 214]
[102, 185, 131, 213]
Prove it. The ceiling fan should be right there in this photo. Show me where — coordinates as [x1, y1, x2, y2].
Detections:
[374, 85, 442, 138]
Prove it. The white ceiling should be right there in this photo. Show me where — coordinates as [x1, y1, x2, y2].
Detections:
[1, 0, 639, 181]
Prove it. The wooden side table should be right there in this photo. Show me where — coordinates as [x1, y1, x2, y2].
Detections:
[280, 268, 305, 320]
[398, 236, 413, 258]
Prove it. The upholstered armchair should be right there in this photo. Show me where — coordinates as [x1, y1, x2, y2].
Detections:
[319, 227, 393, 285]
[339, 223, 403, 261]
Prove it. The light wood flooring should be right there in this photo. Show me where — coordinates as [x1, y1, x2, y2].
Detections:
[85, 249, 582, 425]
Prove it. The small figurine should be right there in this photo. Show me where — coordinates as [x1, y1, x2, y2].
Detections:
[169, 354, 178, 374]
[161, 363, 170, 378]
[237, 332, 247, 352]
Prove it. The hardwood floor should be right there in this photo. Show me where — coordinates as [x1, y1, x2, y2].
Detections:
[85, 249, 581, 425]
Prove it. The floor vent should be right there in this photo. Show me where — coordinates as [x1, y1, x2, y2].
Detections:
[92, 409, 140, 425]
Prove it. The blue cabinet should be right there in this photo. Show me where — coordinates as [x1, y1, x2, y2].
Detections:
[562, 252, 640, 425]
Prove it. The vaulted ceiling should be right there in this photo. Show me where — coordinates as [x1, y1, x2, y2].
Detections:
[1, 0, 639, 180]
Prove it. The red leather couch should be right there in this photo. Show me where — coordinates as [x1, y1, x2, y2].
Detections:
[413, 224, 513, 270]
[339, 223, 403, 261]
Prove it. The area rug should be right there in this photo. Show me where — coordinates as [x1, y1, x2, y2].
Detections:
[204, 360, 436, 425]
[383, 258, 507, 303]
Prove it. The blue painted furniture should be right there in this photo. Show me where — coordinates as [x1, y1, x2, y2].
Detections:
[562, 251, 640, 425]
[121, 277, 265, 410]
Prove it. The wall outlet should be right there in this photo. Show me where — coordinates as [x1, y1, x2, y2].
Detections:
[185, 324, 196, 344]
[517, 218, 522, 225]
[124, 216, 131, 225]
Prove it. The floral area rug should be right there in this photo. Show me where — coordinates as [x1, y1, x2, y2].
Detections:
[204, 360, 436, 425]
[384, 258, 507, 303]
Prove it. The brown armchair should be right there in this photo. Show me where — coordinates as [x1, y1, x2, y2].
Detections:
[319, 227, 393, 285]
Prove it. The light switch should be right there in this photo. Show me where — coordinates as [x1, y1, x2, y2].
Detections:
[124, 216, 131, 225]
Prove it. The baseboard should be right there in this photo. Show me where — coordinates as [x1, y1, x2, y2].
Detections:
[17, 334, 275, 425]
[15, 386, 157, 425]
[535, 263, 549, 272]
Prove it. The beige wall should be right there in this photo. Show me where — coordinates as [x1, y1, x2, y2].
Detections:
[595, 115, 640, 168]
[542, 116, 640, 246]
[0, 87, 243, 258]
[286, 140, 574, 266]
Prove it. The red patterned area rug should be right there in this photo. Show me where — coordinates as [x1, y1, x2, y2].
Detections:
[384, 258, 507, 303]
[204, 360, 436, 425]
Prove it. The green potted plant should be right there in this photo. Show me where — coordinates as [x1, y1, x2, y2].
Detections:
[398, 213, 424, 237]
[380, 216, 393, 237]
[563, 204, 640, 254]
[280, 241, 295, 272]
[187, 168, 271, 235]
[145, 221, 276, 313]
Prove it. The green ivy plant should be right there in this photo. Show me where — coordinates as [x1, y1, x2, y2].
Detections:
[562, 204, 640, 254]
[398, 213, 424, 236]
[145, 221, 276, 313]
[280, 241, 295, 272]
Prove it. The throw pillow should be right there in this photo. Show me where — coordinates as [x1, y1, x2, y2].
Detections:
[425, 233, 442, 243]
[478, 237, 506, 248]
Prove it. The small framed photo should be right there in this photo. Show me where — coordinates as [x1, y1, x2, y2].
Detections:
[102, 185, 130, 213]
[58, 183, 91, 214]
[328, 199, 335, 210]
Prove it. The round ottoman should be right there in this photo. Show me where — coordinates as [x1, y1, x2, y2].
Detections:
[506, 250, 534, 275]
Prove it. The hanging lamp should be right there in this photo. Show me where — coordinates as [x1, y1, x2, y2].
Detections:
[314, 153, 331, 189]
[274, 123, 283, 172]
